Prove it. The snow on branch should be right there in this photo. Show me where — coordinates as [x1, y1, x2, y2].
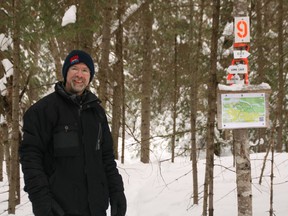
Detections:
[0, 59, 13, 96]
[61, 5, 77, 27]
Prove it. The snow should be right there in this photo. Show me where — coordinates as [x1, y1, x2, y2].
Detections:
[218, 83, 271, 91]
[0, 33, 12, 51]
[0, 152, 287, 216]
[0, 58, 14, 96]
[61, 5, 77, 27]
[222, 22, 234, 36]
[1, 59, 13, 77]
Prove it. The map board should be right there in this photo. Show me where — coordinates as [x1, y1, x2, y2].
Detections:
[220, 93, 266, 129]
[217, 84, 271, 129]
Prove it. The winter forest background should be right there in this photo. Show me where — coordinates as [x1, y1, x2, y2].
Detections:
[0, 0, 288, 215]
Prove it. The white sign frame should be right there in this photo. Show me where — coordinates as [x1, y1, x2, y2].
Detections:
[234, 17, 250, 43]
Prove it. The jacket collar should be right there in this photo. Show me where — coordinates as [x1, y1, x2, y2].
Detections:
[55, 81, 100, 106]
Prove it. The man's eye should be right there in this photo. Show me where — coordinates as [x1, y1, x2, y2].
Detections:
[82, 69, 89, 73]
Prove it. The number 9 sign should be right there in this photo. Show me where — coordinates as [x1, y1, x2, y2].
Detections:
[234, 17, 250, 43]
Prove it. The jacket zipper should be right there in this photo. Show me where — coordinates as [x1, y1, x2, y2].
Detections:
[96, 123, 102, 150]
[78, 104, 82, 117]
[78, 100, 102, 151]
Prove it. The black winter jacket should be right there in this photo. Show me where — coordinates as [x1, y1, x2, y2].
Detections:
[19, 82, 124, 216]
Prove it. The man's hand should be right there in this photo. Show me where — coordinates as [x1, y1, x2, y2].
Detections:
[110, 192, 127, 216]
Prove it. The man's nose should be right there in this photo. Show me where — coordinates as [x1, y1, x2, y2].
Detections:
[74, 70, 85, 77]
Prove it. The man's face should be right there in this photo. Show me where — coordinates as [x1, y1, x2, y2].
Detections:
[65, 63, 90, 95]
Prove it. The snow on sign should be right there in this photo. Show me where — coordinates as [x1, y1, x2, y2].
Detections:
[234, 17, 250, 43]
[227, 64, 248, 74]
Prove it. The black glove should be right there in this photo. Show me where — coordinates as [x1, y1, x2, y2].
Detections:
[110, 192, 127, 216]
[32, 197, 64, 216]
[52, 199, 65, 216]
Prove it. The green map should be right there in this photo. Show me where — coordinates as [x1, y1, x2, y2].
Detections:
[221, 93, 266, 129]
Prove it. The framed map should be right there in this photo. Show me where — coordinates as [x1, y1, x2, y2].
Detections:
[219, 93, 267, 129]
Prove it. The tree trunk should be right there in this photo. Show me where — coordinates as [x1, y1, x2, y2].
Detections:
[203, 0, 220, 215]
[77, 0, 95, 53]
[0, 123, 7, 182]
[4, 123, 11, 183]
[98, 0, 113, 108]
[255, 0, 264, 82]
[140, 1, 152, 163]
[192, 0, 205, 214]
[254, 0, 267, 153]
[112, 0, 124, 160]
[275, 0, 284, 152]
[8, 0, 21, 213]
[49, 38, 63, 81]
[234, 129, 252, 216]
[269, 129, 275, 216]
[190, 0, 203, 162]
[121, 59, 125, 164]
[188, 0, 199, 205]
[171, 34, 178, 163]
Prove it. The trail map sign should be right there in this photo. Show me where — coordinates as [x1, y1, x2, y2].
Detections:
[217, 84, 271, 129]
[221, 93, 265, 129]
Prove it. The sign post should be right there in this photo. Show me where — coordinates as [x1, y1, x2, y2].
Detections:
[219, 16, 271, 216]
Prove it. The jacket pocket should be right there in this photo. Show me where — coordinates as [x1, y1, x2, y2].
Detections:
[53, 124, 80, 157]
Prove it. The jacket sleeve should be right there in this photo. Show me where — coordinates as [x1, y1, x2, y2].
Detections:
[19, 107, 62, 216]
[101, 112, 125, 195]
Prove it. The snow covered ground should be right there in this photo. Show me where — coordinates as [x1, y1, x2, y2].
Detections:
[0, 152, 287, 216]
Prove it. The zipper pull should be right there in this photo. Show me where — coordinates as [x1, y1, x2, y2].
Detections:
[96, 123, 102, 150]
[78, 105, 82, 116]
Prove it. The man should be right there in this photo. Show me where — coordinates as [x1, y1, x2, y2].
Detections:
[19, 50, 126, 216]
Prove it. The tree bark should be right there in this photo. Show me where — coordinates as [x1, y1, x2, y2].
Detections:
[234, 129, 252, 216]
[98, 0, 112, 108]
[190, 0, 203, 162]
[275, 0, 284, 152]
[112, 0, 124, 160]
[255, 0, 264, 83]
[187, 0, 199, 205]
[203, 0, 220, 215]
[49, 38, 63, 81]
[0, 123, 7, 182]
[8, 0, 21, 213]
[77, 0, 95, 53]
[140, 1, 152, 163]
[171, 34, 178, 163]
[254, 0, 267, 153]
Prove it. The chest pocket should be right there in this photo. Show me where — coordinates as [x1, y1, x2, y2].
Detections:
[53, 124, 80, 157]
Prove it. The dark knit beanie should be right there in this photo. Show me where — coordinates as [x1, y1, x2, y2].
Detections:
[62, 50, 95, 82]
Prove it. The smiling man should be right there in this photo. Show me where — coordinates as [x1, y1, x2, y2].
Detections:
[62, 51, 93, 95]
[20, 50, 127, 216]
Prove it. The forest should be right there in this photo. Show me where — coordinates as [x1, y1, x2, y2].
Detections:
[0, 0, 287, 215]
